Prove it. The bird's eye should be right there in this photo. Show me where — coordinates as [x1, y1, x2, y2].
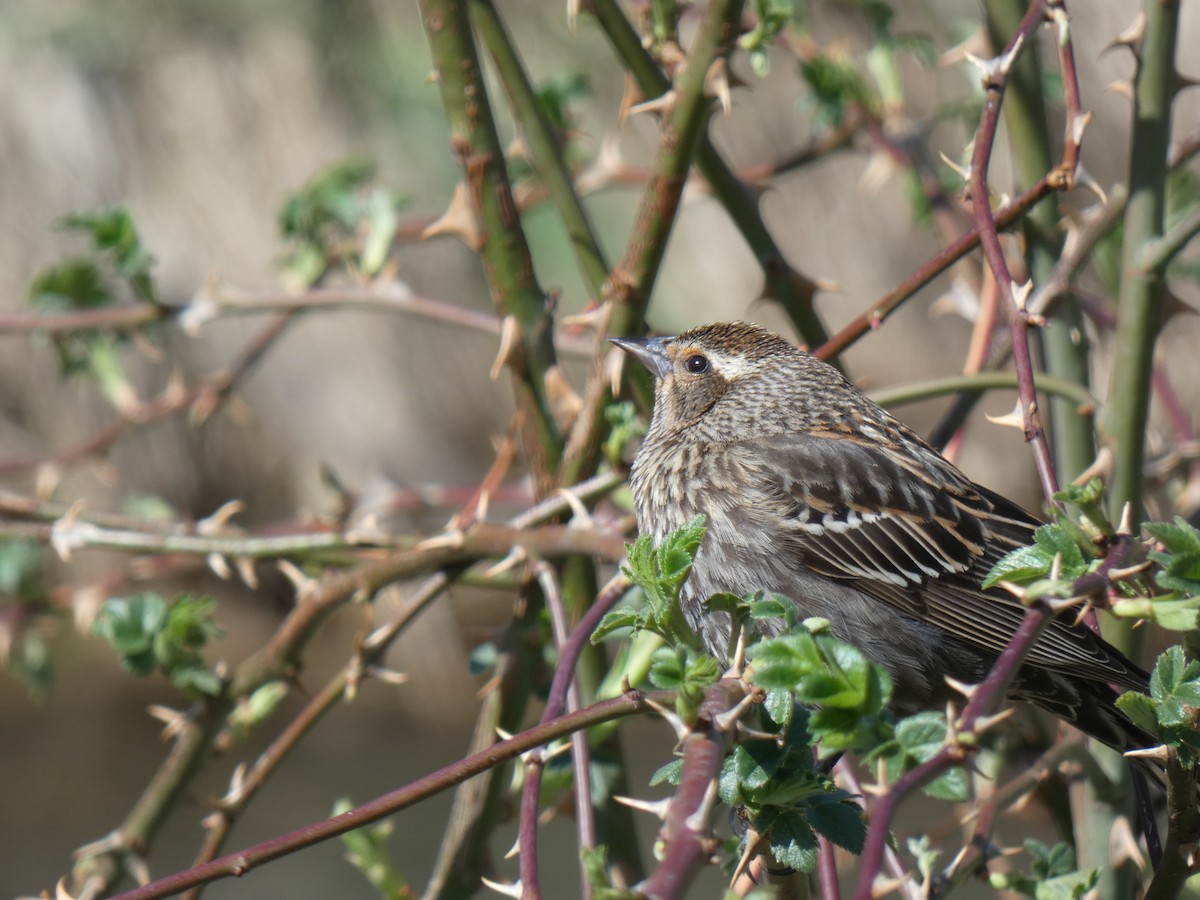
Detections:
[684, 354, 709, 374]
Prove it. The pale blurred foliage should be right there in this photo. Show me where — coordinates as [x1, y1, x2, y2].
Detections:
[1, 1, 1198, 896]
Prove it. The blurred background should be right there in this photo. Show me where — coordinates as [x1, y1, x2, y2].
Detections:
[1, 1, 1198, 897]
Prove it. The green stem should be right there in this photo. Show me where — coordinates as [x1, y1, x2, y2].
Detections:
[1106, 0, 1180, 528]
[419, 0, 563, 489]
[868, 370, 1096, 412]
[471, 0, 611, 302]
[588, 0, 830, 351]
[1105, 0, 1180, 672]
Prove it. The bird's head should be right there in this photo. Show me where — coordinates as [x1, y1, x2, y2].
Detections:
[611, 321, 820, 433]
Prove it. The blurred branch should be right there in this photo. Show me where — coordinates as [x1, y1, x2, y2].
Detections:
[968, 0, 1060, 502]
[107, 690, 671, 900]
[420, 0, 564, 492]
[184, 573, 452, 897]
[868, 370, 1097, 412]
[1107, 0, 1181, 528]
[70, 471, 623, 896]
[471, 0, 611, 305]
[587, 0, 830, 350]
[519, 572, 629, 898]
[814, 177, 1057, 361]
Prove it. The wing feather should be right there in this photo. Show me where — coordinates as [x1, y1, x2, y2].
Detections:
[749, 432, 1148, 692]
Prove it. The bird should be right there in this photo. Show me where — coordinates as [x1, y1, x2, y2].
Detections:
[611, 320, 1152, 757]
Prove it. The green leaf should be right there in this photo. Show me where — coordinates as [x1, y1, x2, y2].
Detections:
[765, 809, 819, 872]
[804, 795, 865, 853]
[1146, 518, 1200, 556]
[650, 758, 683, 786]
[591, 608, 644, 643]
[1114, 692, 1158, 735]
[1157, 551, 1200, 594]
[983, 543, 1053, 588]
[648, 646, 686, 689]
[1148, 596, 1200, 631]
[1033, 525, 1086, 578]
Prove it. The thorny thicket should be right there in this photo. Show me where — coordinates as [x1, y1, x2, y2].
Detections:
[4, 1, 1200, 899]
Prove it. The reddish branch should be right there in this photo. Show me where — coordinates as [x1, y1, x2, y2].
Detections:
[107, 691, 669, 900]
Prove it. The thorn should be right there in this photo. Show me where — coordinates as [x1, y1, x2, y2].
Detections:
[1124, 744, 1169, 762]
[938, 151, 972, 182]
[737, 723, 781, 742]
[944, 676, 978, 700]
[705, 58, 732, 116]
[1071, 446, 1114, 486]
[1105, 12, 1145, 56]
[504, 834, 521, 860]
[871, 876, 912, 898]
[728, 625, 749, 679]
[683, 777, 720, 832]
[607, 346, 627, 397]
[479, 876, 523, 898]
[994, 580, 1029, 601]
[644, 694, 689, 742]
[146, 704, 189, 740]
[1108, 561, 1152, 581]
[56, 878, 79, 900]
[367, 665, 409, 685]
[1011, 279, 1034, 312]
[1104, 79, 1134, 100]
[208, 553, 232, 580]
[198, 500, 245, 535]
[972, 708, 1015, 734]
[234, 556, 258, 589]
[421, 181, 482, 250]
[491, 315, 522, 381]
[483, 545, 528, 578]
[1049, 551, 1063, 581]
[556, 486, 594, 528]
[613, 795, 671, 819]
[1070, 111, 1093, 150]
[559, 302, 611, 332]
[713, 692, 759, 733]
[50, 500, 88, 562]
[728, 826, 770, 888]
[276, 559, 318, 601]
[1117, 503, 1134, 536]
[216, 764, 249, 808]
[963, 35, 1025, 85]
[1072, 600, 1095, 627]
[415, 529, 467, 552]
[629, 89, 677, 118]
[985, 401, 1025, 431]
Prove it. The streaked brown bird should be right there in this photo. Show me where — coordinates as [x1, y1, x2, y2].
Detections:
[612, 320, 1151, 755]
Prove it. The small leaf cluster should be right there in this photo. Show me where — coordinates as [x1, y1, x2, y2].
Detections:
[986, 479, 1200, 631]
[722, 698, 865, 873]
[29, 208, 159, 404]
[747, 618, 892, 754]
[1116, 646, 1200, 765]
[93, 592, 223, 696]
[868, 712, 968, 801]
[988, 839, 1098, 899]
[277, 159, 407, 286]
[592, 515, 707, 651]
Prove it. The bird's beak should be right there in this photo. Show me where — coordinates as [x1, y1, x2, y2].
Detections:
[608, 336, 672, 379]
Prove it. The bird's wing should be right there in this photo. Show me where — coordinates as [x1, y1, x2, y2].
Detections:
[750, 432, 1147, 691]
